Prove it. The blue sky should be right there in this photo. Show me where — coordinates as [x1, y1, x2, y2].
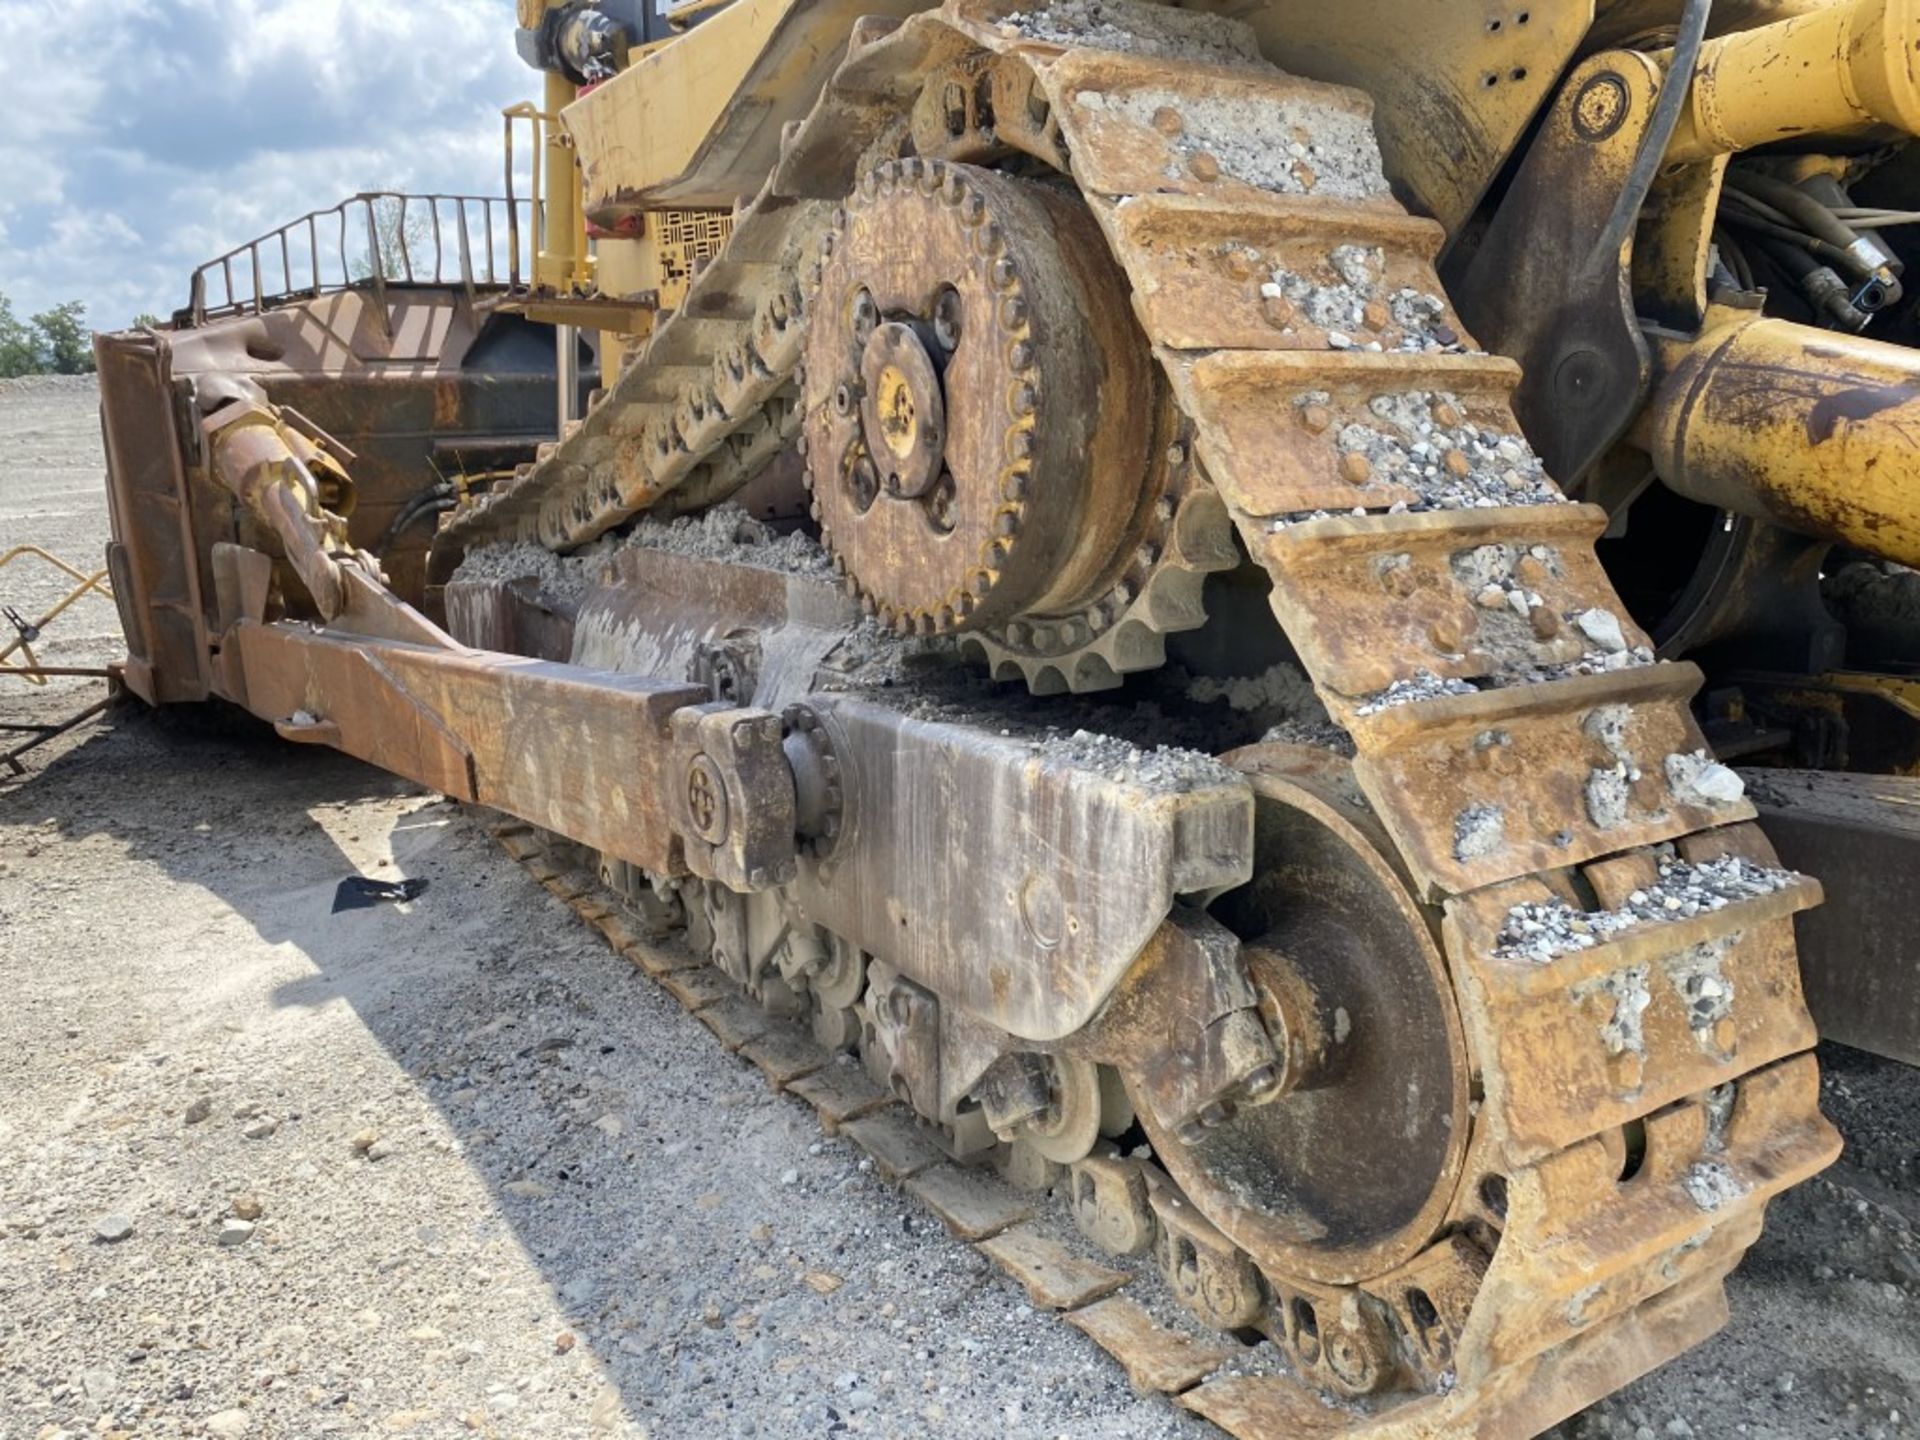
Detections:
[0, 0, 532, 328]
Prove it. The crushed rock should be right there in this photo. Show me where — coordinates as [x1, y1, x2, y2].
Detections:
[1584, 704, 1641, 778]
[450, 541, 605, 604]
[1454, 805, 1505, 861]
[621, 503, 832, 576]
[1186, 661, 1322, 718]
[997, 0, 1264, 67]
[1494, 854, 1797, 962]
[1586, 764, 1633, 830]
[1033, 728, 1242, 792]
[817, 635, 1284, 783]
[1684, 1160, 1749, 1212]
[1665, 749, 1747, 808]
[1666, 936, 1737, 1040]
[1261, 246, 1462, 354]
[1329, 391, 1564, 513]
[1513, 644, 1657, 684]
[1353, 669, 1478, 715]
[1571, 966, 1653, 1057]
[1180, 658, 1346, 751]
[1083, 85, 1387, 201]
[1453, 542, 1562, 597]
[1575, 607, 1628, 654]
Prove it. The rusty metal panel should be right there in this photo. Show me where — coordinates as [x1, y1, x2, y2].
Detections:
[1251, 506, 1632, 698]
[792, 696, 1253, 1042]
[570, 546, 859, 709]
[1106, 194, 1452, 354]
[1445, 853, 1820, 1164]
[1169, 350, 1525, 518]
[1181, 0, 1590, 234]
[94, 331, 212, 704]
[1346, 665, 1753, 898]
[232, 622, 705, 873]
[1033, 48, 1391, 207]
[1454, 1054, 1837, 1381]
[1747, 769, 1920, 1064]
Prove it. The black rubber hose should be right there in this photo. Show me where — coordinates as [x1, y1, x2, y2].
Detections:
[1725, 169, 1863, 258]
[1586, 0, 1713, 274]
[1717, 208, 1859, 273]
[376, 490, 455, 555]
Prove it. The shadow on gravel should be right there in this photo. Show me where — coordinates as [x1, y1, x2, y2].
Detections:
[5, 693, 989, 1438]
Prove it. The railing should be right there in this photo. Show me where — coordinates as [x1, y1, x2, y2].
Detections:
[184, 191, 534, 327]
[503, 100, 592, 294]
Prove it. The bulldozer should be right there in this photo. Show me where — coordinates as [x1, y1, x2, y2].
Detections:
[87, 0, 1920, 1432]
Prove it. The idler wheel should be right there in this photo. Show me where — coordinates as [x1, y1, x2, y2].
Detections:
[1131, 745, 1472, 1288]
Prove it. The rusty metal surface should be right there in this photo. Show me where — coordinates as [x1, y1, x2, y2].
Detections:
[791, 695, 1254, 1042]
[99, 288, 556, 690]
[1342, 664, 1751, 899]
[232, 619, 705, 873]
[1445, 823, 1822, 1163]
[98, 2, 1871, 1433]
[1148, 748, 1471, 1290]
[569, 545, 860, 708]
[95, 332, 213, 705]
[1745, 768, 1920, 1064]
[803, 159, 1158, 634]
[1185, 0, 1590, 237]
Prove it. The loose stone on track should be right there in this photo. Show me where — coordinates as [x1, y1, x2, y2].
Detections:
[1495, 854, 1798, 963]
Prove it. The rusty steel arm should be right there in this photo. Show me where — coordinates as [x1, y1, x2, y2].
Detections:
[224, 615, 708, 874]
[203, 400, 370, 621]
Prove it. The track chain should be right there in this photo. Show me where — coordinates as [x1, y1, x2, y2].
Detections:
[454, 4, 1841, 1433]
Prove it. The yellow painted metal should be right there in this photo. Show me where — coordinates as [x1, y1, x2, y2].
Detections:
[0, 547, 114, 685]
[540, 72, 588, 291]
[1664, 0, 1920, 161]
[503, 90, 593, 297]
[1647, 307, 1920, 566]
[562, 0, 930, 212]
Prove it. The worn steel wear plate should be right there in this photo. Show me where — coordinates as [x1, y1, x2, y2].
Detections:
[792, 696, 1253, 1041]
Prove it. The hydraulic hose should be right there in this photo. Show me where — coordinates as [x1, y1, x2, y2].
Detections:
[1589, 0, 1713, 273]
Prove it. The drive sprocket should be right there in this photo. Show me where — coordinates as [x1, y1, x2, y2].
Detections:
[803, 159, 1222, 653]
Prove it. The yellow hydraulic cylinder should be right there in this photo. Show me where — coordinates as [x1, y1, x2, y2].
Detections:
[1647, 308, 1920, 567]
[204, 402, 362, 619]
[1664, 0, 1920, 161]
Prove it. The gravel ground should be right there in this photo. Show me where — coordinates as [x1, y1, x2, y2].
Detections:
[3, 379, 1918, 1439]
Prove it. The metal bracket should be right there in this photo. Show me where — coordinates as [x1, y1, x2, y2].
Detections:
[1450, 51, 1662, 485]
[1080, 906, 1280, 1143]
[668, 702, 798, 892]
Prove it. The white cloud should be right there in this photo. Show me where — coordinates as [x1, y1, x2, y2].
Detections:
[0, 0, 528, 326]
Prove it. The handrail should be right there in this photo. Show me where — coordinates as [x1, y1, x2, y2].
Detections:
[503, 103, 552, 289]
[182, 191, 533, 328]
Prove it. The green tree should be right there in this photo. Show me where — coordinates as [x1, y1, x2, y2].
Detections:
[132, 312, 165, 330]
[0, 291, 39, 378]
[349, 193, 434, 282]
[30, 300, 95, 375]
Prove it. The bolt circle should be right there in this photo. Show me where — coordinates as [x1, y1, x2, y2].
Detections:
[684, 754, 730, 845]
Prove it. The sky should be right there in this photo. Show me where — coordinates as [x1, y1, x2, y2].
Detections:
[0, 0, 533, 329]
